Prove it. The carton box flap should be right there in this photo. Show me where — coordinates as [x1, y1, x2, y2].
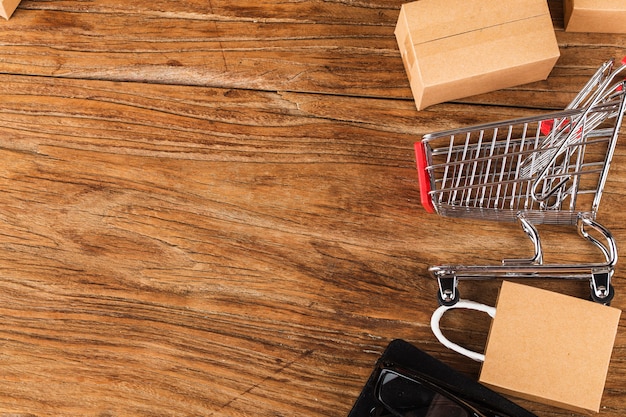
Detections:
[415, 14, 558, 86]
[400, 0, 551, 45]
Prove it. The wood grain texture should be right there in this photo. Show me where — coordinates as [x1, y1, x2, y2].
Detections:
[0, 1, 624, 416]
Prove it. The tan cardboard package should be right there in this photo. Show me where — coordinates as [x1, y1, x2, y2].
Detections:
[480, 281, 622, 413]
[565, 0, 626, 33]
[395, 0, 560, 110]
[0, 0, 21, 19]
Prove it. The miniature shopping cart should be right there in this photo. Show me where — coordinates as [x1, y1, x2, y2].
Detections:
[416, 58, 626, 306]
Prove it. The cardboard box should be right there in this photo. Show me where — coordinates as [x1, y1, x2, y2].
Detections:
[395, 0, 560, 110]
[0, 0, 21, 20]
[564, 0, 626, 33]
[480, 281, 622, 413]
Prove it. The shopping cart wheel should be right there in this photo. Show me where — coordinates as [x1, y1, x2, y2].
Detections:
[437, 288, 460, 306]
[437, 290, 460, 307]
[590, 284, 615, 306]
[436, 276, 460, 306]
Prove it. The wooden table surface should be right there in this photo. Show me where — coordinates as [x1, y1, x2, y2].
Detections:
[0, 1, 625, 416]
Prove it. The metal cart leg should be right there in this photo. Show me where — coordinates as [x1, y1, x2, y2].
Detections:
[432, 214, 617, 306]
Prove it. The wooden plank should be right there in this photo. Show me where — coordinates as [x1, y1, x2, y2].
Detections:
[0, 1, 406, 97]
[0, 1, 625, 416]
[0, 73, 625, 415]
[0, 75, 420, 415]
[0, 0, 622, 109]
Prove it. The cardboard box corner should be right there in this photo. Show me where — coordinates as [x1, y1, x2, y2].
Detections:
[0, 0, 22, 20]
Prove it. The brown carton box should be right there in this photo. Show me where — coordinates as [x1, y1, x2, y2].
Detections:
[565, 0, 626, 33]
[0, 0, 21, 19]
[480, 281, 622, 413]
[395, 0, 560, 110]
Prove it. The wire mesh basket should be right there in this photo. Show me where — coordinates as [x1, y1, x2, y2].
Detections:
[416, 58, 626, 306]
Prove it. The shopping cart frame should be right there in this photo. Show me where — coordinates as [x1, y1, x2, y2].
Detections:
[416, 58, 626, 306]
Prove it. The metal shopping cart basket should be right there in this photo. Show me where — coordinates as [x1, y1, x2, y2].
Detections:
[416, 58, 626, 306]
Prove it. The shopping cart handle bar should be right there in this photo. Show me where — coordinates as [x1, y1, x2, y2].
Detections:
[414, 141, 435, 213]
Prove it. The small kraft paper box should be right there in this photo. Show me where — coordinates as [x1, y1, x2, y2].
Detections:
[395, 0, 560, 110]
[564, 0, 626, 33]
[480, 281, 622, 413]
[0, 0, 21, 19]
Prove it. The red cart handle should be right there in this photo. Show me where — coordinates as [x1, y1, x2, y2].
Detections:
[414, 142, 435, 213]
